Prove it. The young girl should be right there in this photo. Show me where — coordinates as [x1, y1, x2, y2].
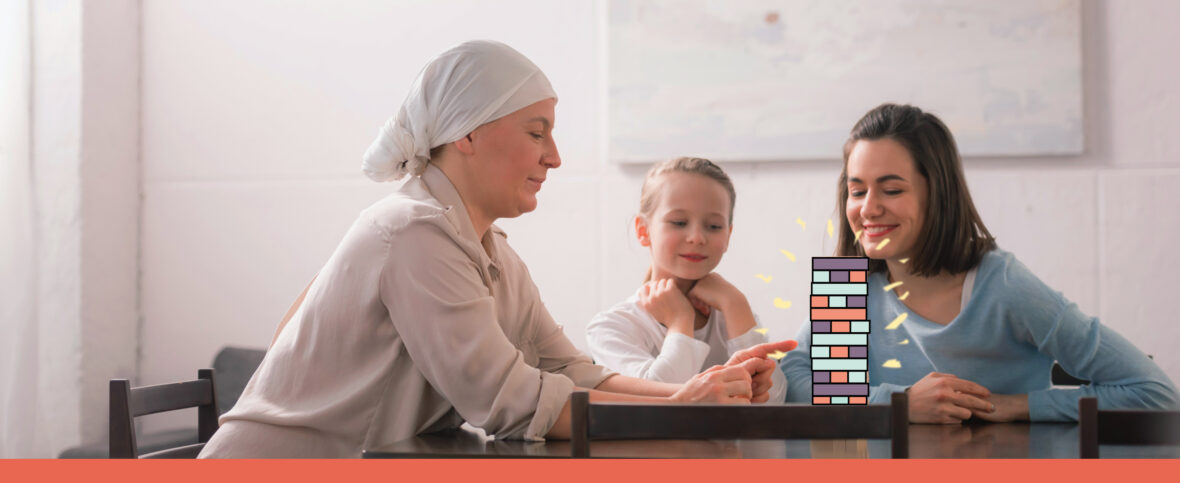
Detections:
[587, 157, 789, 402]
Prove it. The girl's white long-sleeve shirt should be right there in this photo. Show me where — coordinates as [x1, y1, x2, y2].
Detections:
[587, 290, 788, 402]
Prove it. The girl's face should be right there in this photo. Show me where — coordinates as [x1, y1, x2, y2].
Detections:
[845, 138, 928, 263]
[636, 172, 733, 282]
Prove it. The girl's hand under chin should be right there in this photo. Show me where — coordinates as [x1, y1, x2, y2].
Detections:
[688, 272, 758, 339]
[687, 273, 743, 313]
[638, 278, 696, 337]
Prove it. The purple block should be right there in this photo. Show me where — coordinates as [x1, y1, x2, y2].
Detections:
[830, 271, 849, 282]
[846, 296, 866, 307]
[849, 346, 867, 358]
[813, 384, 870, 396]
[814, 371, 830, 383]
[812, 257, 869, 270]
[812, 321, 831, 333]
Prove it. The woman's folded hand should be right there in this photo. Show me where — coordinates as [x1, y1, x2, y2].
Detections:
[671, 362, 758, 403]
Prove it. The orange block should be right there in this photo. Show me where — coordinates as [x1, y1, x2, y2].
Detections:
[810, 308, 867, 320]
[831, 346, 848, 358]
[832, 321, 850, 332]
[813, 397, 831, 404]
[849, 397, 867, 404]
[831, 372, 848, 383]
[810, 296, 828, 308]
[850, 271, 866, 282]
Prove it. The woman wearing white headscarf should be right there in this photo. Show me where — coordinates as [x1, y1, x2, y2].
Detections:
[198, 41, 793, 458]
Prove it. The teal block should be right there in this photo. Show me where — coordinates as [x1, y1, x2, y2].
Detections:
[831, 397, 848, 404]
[811, 283, 868, 295]
[813, 271, 829, 282]
[849, 371, 866, 383]
[850, 321, 870, 333]
[829, 296, 846, 308]
[811, 346, 829, 358]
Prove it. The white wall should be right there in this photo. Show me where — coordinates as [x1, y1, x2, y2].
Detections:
[127, 0, 1177, 431]
[28, 0, 88, 456]
[0, 0, 140, 457]
[0, 0, 37, 458]
[77, 0, 141, 447]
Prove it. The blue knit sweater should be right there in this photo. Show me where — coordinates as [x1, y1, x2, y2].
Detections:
[781, 249, 1178, 421]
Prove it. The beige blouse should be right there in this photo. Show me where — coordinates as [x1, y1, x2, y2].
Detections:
[199, 164, 615, 458]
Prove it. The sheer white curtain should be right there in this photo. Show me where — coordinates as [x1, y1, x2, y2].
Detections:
[0, 0, 40, 458]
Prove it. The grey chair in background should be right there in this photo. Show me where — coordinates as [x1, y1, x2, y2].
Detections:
[1053, 355, 1154, 387]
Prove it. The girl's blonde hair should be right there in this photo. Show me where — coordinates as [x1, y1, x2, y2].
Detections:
[638, 156, 736, 282]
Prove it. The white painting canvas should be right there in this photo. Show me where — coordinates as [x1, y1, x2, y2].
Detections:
[608, 0, 1083, 162]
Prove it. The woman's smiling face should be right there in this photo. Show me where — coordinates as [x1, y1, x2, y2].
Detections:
[844, 138, 928, 262]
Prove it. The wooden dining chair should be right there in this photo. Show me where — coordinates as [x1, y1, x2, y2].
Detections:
[570, 391, 908, 458]
[1078, 396, 1180, 458]
[109, 369, 220, 458]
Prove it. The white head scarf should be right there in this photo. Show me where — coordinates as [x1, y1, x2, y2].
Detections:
[362, 40, 558, 182]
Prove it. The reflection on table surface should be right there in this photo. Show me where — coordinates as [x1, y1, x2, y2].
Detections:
[363, 422, 1180, 459]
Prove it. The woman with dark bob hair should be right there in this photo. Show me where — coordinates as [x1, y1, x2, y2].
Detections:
[781, 103, 1178, 423]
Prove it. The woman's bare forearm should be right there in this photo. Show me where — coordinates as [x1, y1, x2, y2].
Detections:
[594, 373, 680, 398]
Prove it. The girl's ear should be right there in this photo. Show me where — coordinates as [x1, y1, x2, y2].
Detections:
[635, 215, 651, 247]
[454, 132, 476, 155]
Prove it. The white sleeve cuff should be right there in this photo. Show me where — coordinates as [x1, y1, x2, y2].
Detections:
[656, 332, 712, 382]
[726, 327, 768, 356]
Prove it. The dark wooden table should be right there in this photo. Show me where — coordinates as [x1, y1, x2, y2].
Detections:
[363, 422, 1180, 458]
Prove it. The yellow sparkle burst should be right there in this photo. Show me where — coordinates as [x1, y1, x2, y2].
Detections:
[773, 298, 792, 309]
[899, 339, 910, 345]
[885, 312, 907, 330]
[768, 351, 787, 360]
[876, 238, 891, 249]
[882, 359, 902, 369]
[755, 274, 773, 283]
[779, 249, 796, 262]
[854, 229, 863, 242]
[796, 217, 806, 230]
[899, 258, 909, 264]
[883, 281, 904, 292]
[898, 290, 910, 301]
[754, 328, 769, 335]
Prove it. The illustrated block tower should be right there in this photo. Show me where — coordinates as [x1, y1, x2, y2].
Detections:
[809, 257, 870, 405]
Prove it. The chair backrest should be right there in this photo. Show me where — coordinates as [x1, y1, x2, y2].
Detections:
[211, 346, 266, 415]
[1051, 362, 1089, 386]
[109, 369, 220, 459]
[570, 392, 908, 458]
[1079, 396, 1180, 458]
[1055, 355, 1152, 387]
